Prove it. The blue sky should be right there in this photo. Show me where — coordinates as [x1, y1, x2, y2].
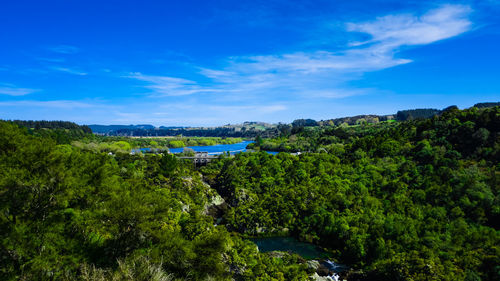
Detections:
[1, 0, 499, 126]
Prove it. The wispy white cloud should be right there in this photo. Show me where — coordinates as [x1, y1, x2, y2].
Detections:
[127, 5, 472, 101]
[210, 5, 471, 83]
[298, 88, 376, 99]
[347, 4, 471, 47]
[0, 85, 40, 96]
[49, 66, 88, 76]
[47, 45, 79, 54]
[208, 104, 287, 114]
[0, 100, 124, 125]
[109, 115, 222, 126]
[125, 72, 221, 96]
[106, 103, 287, 126]
[0, 100, 94, 108]
[0, 4, 481, 126]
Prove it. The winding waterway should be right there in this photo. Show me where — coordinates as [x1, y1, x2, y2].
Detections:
[132, 140, 283, 155]
[250, 237, 328, 260]
[167, 140, 281, 155]
[169, 140, 254, 155]
[250, 236, 348, 278]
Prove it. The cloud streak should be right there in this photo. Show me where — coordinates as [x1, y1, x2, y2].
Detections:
[347, 4, 472, 47]
[0, 100, 96, 108]
[125, 72, 222, 96]
[47, 45, 79, 54]
[208, 104, 287, 114]
[0, 85, 39, 96]
[49, 66, 88, 76]
[127, 5, 472, 101]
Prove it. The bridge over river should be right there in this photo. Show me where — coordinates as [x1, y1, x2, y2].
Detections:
[133, 141, 283, 165]
[176, 151, 238, 165]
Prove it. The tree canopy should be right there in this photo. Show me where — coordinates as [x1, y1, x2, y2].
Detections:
[1, 106, 499, 281]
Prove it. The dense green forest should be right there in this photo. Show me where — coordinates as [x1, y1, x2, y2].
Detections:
[208, 106, 499, 280]
[10, 120, 93, 144]
[1, 106, 499, 280]
[8, 121, 245, 154]
[1, 120, 311, 281]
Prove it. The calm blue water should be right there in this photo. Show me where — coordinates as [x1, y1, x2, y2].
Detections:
[250, 237, 328, 260]
[132, 141, 281, 155]
[250, 237, 348, 273]
[131, 147, 152, 153]
[169, 140, 254, 155]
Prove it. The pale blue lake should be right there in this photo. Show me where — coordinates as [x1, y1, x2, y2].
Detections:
[132, 140, 281, 155]
[169, 140, 254, 155]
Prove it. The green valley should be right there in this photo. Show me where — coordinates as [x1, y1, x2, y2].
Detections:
[1, 106, 499, 281]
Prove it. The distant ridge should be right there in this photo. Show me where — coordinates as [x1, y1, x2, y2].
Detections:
[86, 102, 499, 136]
[474, 102, 500, 108]
[12, 120, 92, 133]
[88, 124, 155, 134]
[321, 102, 498, 126]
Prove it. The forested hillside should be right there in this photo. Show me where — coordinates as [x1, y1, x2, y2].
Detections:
[203, 106, 500, 280]
[0, 121, 311, 281]
[12, 120, 92, 144]
[1, 106, 499, 281]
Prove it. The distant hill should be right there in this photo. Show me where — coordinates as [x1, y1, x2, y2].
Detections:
[395, 102, 500, 121]
[88, 124, 155, 134]
[319, 114, 395, 126]
[13, 120, 92, 134]
[9, 120, 92, 144]
[86, 102, 498, 136]
[474, 102, 500, 108]
[395, 108, 442, 121]
[87, 121, 278, 137]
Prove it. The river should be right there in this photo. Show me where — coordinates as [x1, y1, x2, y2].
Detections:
[250, 237, 328, 260]
[167, 140, 280, 155]
[168, 140, 253, 155]
[250, 237, 348, 278]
